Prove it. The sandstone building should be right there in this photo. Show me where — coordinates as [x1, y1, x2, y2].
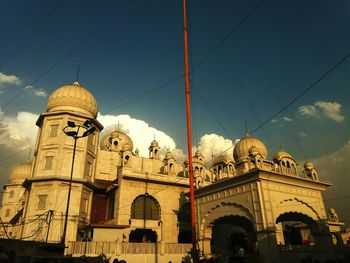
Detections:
[0, 82, 346, 262]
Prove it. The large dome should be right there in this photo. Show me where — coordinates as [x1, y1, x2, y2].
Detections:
[233, 134, 268, 162]
[100, 130, 133, 152]
[47, 81, 98, 118]
[9, 161, 32, 183]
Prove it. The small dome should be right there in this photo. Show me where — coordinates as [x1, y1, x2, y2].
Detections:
[150, 139, 159, 147]
[100, 130, 133, 152]
[165, 151, 174, 160]
[9, 161, 32, 183]
[213, 154, 234, 166]
[233, 134, 268, 162]
[273, 149, 295, 161]
[304, 161, 314, 170]
[47, 81, 98, 118]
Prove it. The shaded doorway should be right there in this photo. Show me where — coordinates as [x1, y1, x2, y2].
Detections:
[276, 212, 318, 246]
[211, 215, 256, 258]
[129, 228, 157, 243]
[178, 202, 191, 243]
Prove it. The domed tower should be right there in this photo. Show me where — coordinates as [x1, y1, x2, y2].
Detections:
[0, 161, 32, 238]
[21, 81, 103, 244]
[233, 134, 273, 174]
[149, 139, 160, 159]
[100, 129, 134, 167]
[303, 161, 319, 180]
[192, 149, 208, 187]
[163, 151, 175, 174]
[212, 154, 235, 181]
[273, 149, 298, 176]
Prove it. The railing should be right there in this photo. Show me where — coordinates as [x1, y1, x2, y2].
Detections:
[68, 241, 192, 255]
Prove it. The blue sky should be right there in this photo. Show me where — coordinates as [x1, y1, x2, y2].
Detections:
[1, 0, 350, 222]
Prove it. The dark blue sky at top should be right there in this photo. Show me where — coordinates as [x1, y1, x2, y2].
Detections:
[1, 0, 350, 159]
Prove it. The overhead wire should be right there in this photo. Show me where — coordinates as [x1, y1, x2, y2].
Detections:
[0, 0, 137, 111]
[228, 0, 308, 159]
[200, 0, 273, 150]
[189, 0, 264, 73]
[190, 80, 231, 139]
[200, 50, 350, 164]
[0, 0, 66, 68]
[249, 51, 350, 134]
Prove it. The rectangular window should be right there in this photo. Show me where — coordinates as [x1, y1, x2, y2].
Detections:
[5, 209, 10, 217]
[49, 124, 59, 137]
[44, 156, 53, 170]
[9, 190, 14, 199]
[37, 195, 47, 210]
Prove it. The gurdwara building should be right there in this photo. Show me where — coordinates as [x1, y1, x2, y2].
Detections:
[0, 82, 346, 262]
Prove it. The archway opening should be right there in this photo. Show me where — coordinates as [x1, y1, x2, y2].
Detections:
[129, 228, 157, 243]
[211, 215, 256, 258]
[276, 212, 318, 247]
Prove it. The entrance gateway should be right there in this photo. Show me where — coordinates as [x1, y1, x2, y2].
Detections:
[193, 140, 333, 263]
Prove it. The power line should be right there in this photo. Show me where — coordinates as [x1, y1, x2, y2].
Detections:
[190, 0, 264, 73]
[200, 0, 271, 146]
[0, 0, 65, 68]
[250, 51, 350, 134]
[0, 0, 136, 111]
[191, 80, 232, 139]
[203, 50, 350, 164]
[0, 0, 261, 112]
[103, 73, 184, 114]
[228, 0, 307, 159]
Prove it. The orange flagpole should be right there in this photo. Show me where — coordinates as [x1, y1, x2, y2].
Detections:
[182, 0, 198, 261]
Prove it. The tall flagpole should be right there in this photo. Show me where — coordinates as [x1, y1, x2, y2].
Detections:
[182, 0, 198, 261]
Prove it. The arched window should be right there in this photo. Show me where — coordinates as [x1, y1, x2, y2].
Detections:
[131, 194, 160, 220]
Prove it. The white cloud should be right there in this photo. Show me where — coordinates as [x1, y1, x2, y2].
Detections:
[283, 116, 293, 122]
[195, 133, 235, 162]
[97, 114, 178, 158]
[97, 114, 236, 165]
[24, 85, 48, 97]
[270, 118, 278, 123]
[298, 101, 345, 123]
[0, 110, 38, 150]
[0, 72, 21, 86]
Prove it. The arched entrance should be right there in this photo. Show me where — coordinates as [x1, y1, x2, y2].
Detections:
[211, 215, 256, 258]
[276, 212, 319, 246]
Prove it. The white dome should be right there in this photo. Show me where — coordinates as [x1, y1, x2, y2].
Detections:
[101, 130, 133, 152]
[233, 134, 268, 162]
[9, 161, 32, 183]
[47, 81, 98, 117]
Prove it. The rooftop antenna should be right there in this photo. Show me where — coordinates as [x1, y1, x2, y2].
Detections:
[244, 122, 248, 134]
[75, 65, 80, 82]
[153, 134, 156, 140]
